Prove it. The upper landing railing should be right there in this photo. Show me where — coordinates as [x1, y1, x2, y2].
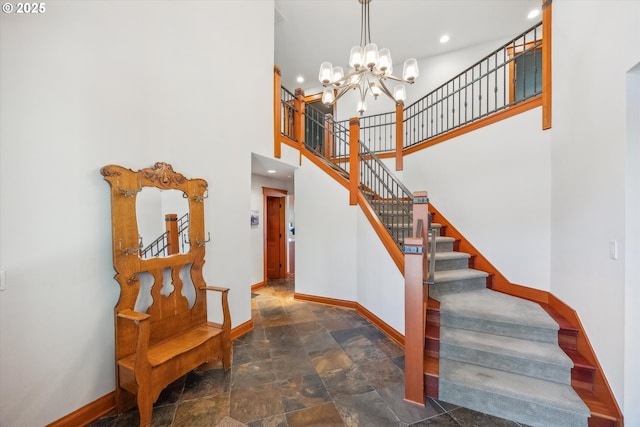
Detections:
[325, 20, 548, 159]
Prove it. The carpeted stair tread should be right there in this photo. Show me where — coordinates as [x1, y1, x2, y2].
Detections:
[433, 268, 487, 282]
[439, 359, 590, 427]
[440, 326, 573, 384]
[435, 289, 559, 343]
[428, 251, 471, 261]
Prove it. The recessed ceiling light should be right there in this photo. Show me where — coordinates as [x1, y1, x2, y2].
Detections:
[439, 34, 450, 44]
[296, 76, 304, 83]
[527, 9, 540, 19]
[267, 169, 276, 174]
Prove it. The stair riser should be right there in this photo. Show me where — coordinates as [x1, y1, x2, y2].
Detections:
[430, 241, 454, 253]
[432, 257, 470, 271]
[439, 314, 559, 344]
[439, 345, 571, 385]
[430, 277, 487, 296]
[438, 381, 589, 427]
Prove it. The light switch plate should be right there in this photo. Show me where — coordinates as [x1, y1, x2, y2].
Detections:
[609, 240, 618, 260]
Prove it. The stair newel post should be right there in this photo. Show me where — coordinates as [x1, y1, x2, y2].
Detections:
[395, 102, 404, 171]
[349, 117, 360, 206]
[165, 214, 179, 256]
[403, 191, 429, 406]
[294, 89, 305, 153]
[273, 65, 282, 159]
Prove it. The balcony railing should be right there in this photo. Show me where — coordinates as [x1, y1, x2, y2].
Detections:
[404, 22, 543, 148]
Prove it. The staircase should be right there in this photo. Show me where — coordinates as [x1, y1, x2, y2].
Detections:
[370, 200, 591, 426]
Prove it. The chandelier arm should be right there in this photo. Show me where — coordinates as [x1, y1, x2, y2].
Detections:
[376, 78, 397, 101]
[331, 85, 354, 105]
[382, 74, 412, 84]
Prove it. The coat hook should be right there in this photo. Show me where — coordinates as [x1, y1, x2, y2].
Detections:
[116, 178, 142, 197]
[193, 189, 209, 203]
[184, 232, 211, 247]
[119, 237, 142, 256]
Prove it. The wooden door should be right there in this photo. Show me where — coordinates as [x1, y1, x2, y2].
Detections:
[266, 196, 285, 279]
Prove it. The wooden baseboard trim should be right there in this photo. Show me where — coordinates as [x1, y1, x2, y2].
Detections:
[251, 281, 267, 292]
[295, 292, 405, 348]
[294, 292, 357, 309]
[231, 319, 254, 341]
[355, 303, 404, 347]
[46, 391, 115, 427]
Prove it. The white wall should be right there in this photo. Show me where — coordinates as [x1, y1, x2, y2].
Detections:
[625, 62, 640, 427]
[356, 210, 405, 334]
[294, 157, 358, 302]
[0, 1, 274, 426]
[403, 107, 552, 290]
[250, 173, 295, 286]
[551, 0, 640, 412]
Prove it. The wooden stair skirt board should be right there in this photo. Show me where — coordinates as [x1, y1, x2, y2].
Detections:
[424, 206, 623, 427]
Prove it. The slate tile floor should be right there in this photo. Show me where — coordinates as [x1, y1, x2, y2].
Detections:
[91, 278, 528, 427]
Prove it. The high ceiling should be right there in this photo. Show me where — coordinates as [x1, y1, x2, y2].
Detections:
[275, 0, 542, 92]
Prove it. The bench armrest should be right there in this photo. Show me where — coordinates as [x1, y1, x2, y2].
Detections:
[117, 309, 152, 375]
[201, 286, 229, 293]
[200, 286, 231, 338]
[118, 309, 151, 322]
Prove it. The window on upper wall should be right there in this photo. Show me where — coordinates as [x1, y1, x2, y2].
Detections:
[509, 42, 543, 104]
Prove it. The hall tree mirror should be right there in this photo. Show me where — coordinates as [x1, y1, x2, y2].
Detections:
[136, 187, 190, 258]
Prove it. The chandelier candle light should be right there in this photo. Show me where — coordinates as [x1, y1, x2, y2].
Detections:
[318, 0, 419, 115]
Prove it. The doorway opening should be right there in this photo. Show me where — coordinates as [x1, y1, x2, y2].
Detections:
[263, 187, 289, 281]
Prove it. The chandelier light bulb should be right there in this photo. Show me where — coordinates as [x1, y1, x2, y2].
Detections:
[332, 66, 344, 85]
[357, 98, 367, 115]
[322, 87, 335, 105]
[319, 62, 334, 84]
[370, 83, 382, 99]
[403, 58, 419, 82]
[378, 48, 392, 74]
[363, 43, 379, 69]
[349, 46, 364, 69]
[393, 85, 406, 102]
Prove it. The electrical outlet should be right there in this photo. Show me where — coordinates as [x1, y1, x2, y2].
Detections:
[0, 270, 5, 291]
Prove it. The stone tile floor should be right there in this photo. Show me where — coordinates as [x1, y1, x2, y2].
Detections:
[90, 278, 528, 426]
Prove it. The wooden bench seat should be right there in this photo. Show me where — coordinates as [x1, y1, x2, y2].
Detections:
[118, 322, 224, 370]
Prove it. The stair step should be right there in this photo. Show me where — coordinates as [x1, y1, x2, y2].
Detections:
[436, 289, 560, 344]
[439, 359, 590, 427]
[440, 326, 573, 385]
[428, 251, 471, 271]
[429, 269, 488, 295]
[430, 236, 456, 252]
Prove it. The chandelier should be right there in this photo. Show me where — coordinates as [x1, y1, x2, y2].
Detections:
[318, 0, 419, 115]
